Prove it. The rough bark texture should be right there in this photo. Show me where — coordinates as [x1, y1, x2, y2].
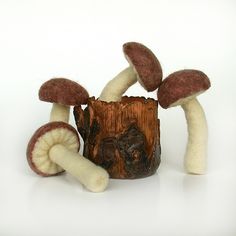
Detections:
[74, 96, 161, 179]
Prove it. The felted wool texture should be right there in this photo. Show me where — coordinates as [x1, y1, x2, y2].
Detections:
[27, 122, 80, 176]
[39, 78, 89, 106]
[50, 144, 109, 192]
[158, 70, 210, 109]
[50, 103, 70, 123]
[99, 67, 137, 102]
[99, 42, 162, 102]
[123, 42, 163, 91]
[182, 99, 208, 174]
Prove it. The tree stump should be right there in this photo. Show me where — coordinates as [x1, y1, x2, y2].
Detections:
[73, 96, 161, 179]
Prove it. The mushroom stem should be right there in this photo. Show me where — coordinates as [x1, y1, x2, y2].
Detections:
[49, 144, 109, 192]
[181, 98, 208, 174]
[99, 67, 137, 102]
[50, 103, 70, 123]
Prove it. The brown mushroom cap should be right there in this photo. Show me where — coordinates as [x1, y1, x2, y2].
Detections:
[123, 42, 163, 91]
[39, 78, 89, 106]
[27, 122, 80, 177]
[158, 69, 211, 109]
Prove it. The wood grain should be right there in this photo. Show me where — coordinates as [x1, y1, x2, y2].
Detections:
[74, 96, 161, 179]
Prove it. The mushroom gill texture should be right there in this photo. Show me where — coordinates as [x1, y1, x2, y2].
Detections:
[27, 122, 80, 176]
[27, 122, 109, 192]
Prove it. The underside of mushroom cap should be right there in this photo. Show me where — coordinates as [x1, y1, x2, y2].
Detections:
[39, 78, 89, 106]
[158, 69, 211, 109]
[27, 122, 80, 176]
[123, 42, 163, 92]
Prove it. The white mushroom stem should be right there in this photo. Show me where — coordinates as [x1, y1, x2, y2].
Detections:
[181, 98, 208, 174]
[49, 144, 109, 192]
[99, 67, 137, 102]
[50, 103, 70, 123]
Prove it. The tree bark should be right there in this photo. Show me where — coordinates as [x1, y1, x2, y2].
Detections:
[74, 96, 161, 179]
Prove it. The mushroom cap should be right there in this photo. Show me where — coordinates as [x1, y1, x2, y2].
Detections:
[123, 42, 163, 91]
[27, 122, 80, 177]
[158, 69, 211, 109]
[39, 78, 89, 106]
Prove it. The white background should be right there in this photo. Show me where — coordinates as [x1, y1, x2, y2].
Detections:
[0, 0, 236, 235]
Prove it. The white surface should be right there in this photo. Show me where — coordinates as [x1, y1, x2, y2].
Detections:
[0, 0, 236, 235]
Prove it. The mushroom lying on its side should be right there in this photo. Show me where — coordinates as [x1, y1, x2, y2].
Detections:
[27, 122, 109, 192]
[158, 69, 211, 174]
[99, 42, 163, 102]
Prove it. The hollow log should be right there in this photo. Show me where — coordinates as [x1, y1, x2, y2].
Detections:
[73, 96, 161, 179]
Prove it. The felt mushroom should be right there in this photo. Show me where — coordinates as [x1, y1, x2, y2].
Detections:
[158, 69, 211, 174]
[27, 121, 109, 192]
[39, 78, 89, 123]
[99, 42, 163, 102]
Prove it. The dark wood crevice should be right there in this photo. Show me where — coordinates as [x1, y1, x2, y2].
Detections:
[74, 96, 161, 179]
